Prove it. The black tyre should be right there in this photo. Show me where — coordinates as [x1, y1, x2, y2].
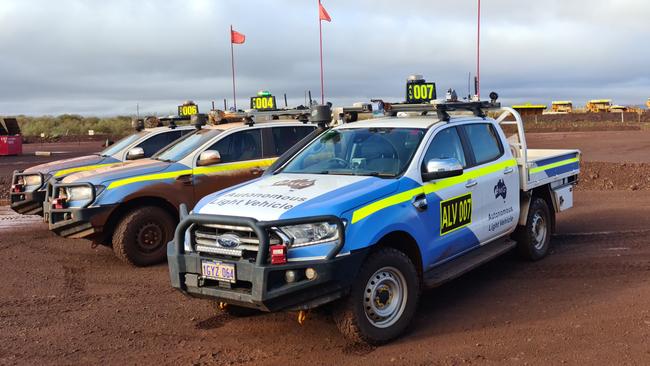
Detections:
[112, 206, 175, 267]
[515, 197, 552, 261]
[333, 248, 420, 345]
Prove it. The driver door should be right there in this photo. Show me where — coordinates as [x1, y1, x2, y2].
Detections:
[418, 126, 477, 267]
[191, 129, 267, 205]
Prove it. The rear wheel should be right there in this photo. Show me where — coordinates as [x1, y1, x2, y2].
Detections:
[112, 206, 175, 266]
[515, 197, 552, 261]
[333, 248, 420, 345]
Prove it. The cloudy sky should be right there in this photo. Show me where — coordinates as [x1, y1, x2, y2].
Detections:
[0, 0, 648, 116]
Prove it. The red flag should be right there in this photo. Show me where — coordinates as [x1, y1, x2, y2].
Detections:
[231, 29, 245, 44]
[319, 2, 331, 22]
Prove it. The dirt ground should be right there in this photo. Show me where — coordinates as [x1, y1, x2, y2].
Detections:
[1, 130, 649, 365]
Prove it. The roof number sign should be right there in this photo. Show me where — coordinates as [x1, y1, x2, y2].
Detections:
[406, 82, 436, 104]
[250, 95, 277, 111]
[178, 103, 199, 117]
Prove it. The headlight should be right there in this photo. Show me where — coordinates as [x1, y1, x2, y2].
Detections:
[20, 174, 43, 191]
[66, 186, 93, 202]
[277, 222, 340, 248]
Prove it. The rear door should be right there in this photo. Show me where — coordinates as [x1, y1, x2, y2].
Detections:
[460, 123, 518, 243]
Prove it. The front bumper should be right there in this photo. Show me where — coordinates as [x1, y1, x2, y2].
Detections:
[48, 181, 116, 239]
[168, 211, 365, 312]
[48, 204, 116, 239]
[9, 170, 46, 216]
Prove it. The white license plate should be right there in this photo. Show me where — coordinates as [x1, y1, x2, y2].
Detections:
[201, 260, 236, 283]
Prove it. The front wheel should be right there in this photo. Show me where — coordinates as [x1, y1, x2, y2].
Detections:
[333, 248, 420, 345]
[515, 197, 552, 261]
[112, 206, 175, 266]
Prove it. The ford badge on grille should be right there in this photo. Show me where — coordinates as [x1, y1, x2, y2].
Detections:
[216, 233, 241, 248]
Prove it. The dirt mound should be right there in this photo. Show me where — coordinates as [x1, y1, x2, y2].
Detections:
[578, 161, 650, 191]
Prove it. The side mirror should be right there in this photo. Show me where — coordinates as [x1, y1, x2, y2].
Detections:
[126, 147, 145, 160]
[422, 158, 463, 182]
[197, 150, 221, 166]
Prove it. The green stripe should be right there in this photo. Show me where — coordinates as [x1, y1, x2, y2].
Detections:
[107, 158, 277, 190]
[351, 159, 517, 224]
[529, 157, 579, 174]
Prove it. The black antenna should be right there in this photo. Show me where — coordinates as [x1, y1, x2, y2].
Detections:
[223, 99, 227, 110]
[474, 76, 479, 98]
[211, 100, 215, 110]
[308, 90, 313, 106]
[284, 93, 288, 108]
[467, 72, 471, 99]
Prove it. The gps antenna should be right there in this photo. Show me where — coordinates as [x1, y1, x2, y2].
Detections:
[311, 104, 331, 128]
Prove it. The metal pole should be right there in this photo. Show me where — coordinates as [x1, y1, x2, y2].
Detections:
[476, 0, 481, 99]
[230, 25, 237, 110]
[319, 0, 325, 105]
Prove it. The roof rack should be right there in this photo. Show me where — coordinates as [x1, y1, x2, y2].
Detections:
[383, 100, 501, 122]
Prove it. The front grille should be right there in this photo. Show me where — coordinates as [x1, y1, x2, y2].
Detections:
[192, 223, 281, 260]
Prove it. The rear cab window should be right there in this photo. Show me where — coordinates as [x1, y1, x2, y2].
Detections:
[271, 126, 315, 156]
[208, 129, 263, 163]
[461, 123, 504, 166]
[136, 129, 190, 158]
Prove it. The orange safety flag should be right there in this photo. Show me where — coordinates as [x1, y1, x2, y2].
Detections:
[319, 2, 331, 22]
[231, 29, 245, 44]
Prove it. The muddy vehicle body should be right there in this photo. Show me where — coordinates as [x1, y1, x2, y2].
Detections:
[10, 124, 194, 216]
[48, 118, 317, 266]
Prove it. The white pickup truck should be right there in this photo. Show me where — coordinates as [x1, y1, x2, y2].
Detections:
[168, 101, 580, 344]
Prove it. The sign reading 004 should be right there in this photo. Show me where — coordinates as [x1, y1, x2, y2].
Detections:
[178, 103, 199, 117]
[406, 82, 437, 104]
[250, 95, 277, 111]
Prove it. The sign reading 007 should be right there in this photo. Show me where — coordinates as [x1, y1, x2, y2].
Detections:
[406, 82, 437, 104]
[250, 96, 277, 111]
[178, 104, 199, 117]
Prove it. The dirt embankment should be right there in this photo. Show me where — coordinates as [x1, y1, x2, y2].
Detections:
[577, 162, 650, 191]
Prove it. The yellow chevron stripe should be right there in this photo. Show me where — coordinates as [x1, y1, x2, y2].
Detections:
[54, 163, 119, 177]
[107, 158, 277, 190]
[529, 157, 579, 174]
[351, 159, 517, 224]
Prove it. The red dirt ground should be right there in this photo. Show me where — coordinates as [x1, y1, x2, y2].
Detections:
[0, 130, 649, 365]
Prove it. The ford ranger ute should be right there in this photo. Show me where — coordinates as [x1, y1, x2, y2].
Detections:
[48, 115, 317, 266]
[10, 122, 194, 216]
[168, 100, 580, 344]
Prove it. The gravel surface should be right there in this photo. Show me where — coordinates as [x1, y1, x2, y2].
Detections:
[1, 130, 649, 365]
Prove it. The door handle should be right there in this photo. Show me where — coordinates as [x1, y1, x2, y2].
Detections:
[465, 179, 478, 188]
[504, 167, 514, 174]
[412, 194, 428, 211]
[251, 167, 265, 175]
[176, 174, 193, 186]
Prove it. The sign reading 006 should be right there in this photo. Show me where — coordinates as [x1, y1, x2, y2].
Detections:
[250, 95, 277, 111]
[406, 82, 437, 104]
[178, 103, 199, 117]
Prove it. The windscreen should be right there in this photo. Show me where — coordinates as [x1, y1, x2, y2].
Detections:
[281, 128, 425, 177]
[153, 128, 222, 162]
[100, 132, 146, 157]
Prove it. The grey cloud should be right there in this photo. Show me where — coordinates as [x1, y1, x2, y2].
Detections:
[0, 0, 648, 116]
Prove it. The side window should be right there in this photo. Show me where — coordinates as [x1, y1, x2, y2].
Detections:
[136, 130, 185, 158]
[422, 127, 467, 168]
[271, 126, 315, 156]
[462, 123, 503, 165]
[208, 129, 262, 163]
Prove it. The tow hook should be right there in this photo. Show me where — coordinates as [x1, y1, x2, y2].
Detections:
[297, 310, 308, 325]
[218, 302, 228, 311]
